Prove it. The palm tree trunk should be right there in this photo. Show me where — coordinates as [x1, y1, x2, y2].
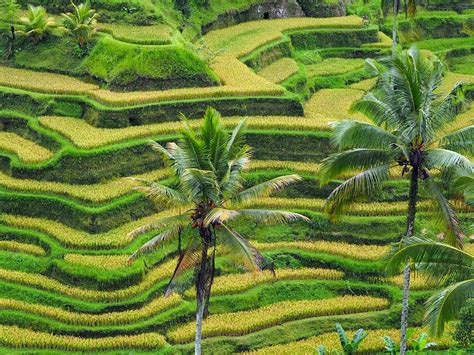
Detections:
[195, 237, 209, 355]
[400, 166, 419, 355]
[392, 0, 399, 53]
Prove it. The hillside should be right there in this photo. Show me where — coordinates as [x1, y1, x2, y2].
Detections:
[0, 0, 472, 353]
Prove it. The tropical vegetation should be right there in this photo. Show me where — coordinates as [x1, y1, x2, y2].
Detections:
[0, 0, 472, 353]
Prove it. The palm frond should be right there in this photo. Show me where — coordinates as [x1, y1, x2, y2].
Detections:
[385, 235, 472, 282]
[227, 119, 247, 159]
[423, 177, 464, 248]
[330, 120, 397, 151]
[425, 148, 472, 172]
[220, 224, 267, 272]
[319, 149, 392, 186]
[131, 178, 188, 207]
[425, 279, 474, 337]
[438, 125, 474, 155]
[165, 234, 203, 296]
[231, 174, 302, 204]
[181, 168, 220, 204]
[129, 224, 185, 261]
[324, 164, 390, 221]
[128, 213, 190, 238]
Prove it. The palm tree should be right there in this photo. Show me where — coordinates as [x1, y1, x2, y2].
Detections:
[61, 1, 97, 49]
[386, 235, 473, 337]
[319, 47, 472, 354]
[392, 0, 401, 53]
[129, 108, 308, 355]
[17, 5, 54, 44]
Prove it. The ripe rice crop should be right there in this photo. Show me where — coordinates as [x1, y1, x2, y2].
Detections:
[0, 66, 99, 95]
[0, 169, 169, 202]
[0, 57, 284, 108]
[305, 58, 365, 78]
[0, 240, 46, 256]
[0, 325, 167, 351]
[362, 31, 392, 48]
[239, 197, 447, 215]
[0, 132, 54, 163]
[64, 254, 130, 270]
[98, 23, 173, 45]
[0, 260, 176, 302]
[254, 241, 389, 261]
[185, 268, 344, 297]
[204, 16, 364, 58]
[437, 72, 474, 94]
[385, 274, 435, 290]
[250, 326, 454, 354]
[0, 293, 181, 326]
[349, 77, 377, 91]
[168, 295, 389, 343]
[248, 160, 321, 174]
[257, 58, 300, 84]
[1, 210, 178, 249]
[304, 88, 368, 125]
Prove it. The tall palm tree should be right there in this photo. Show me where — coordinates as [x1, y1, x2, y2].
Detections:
[17, 5, 54, 44]
[319, 47, 472, 354]
[129, 108, 308, 355]
[61, 1, 97, 49]
[392, 0, 401, 53]
[386, 236, 473, 337]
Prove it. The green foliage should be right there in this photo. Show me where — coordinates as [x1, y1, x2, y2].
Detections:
[17, 5, 55, 44]
[61, 1, 98, 50]
[453, 302, 473, 347]
[406, 329, 438, 351]
[0, 0, 20, 25]
[318, 323, 367, 354]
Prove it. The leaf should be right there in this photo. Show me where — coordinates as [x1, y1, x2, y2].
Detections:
[335, 323, 349, 348]
[231, 174, 302, 204]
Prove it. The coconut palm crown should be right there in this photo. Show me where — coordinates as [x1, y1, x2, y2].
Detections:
[129, 108, 308, 354]
[320, 46, 472, 248]
[18, 5, 55, 44]
[61, 1, 97, 49]
[386, 235, 473, 337]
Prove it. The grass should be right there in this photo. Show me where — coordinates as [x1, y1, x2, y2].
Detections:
[450, 54, 474, 75]
[0, 132, 54, 163]
[168, 295, 389, 343]
[305, 58, 365, 77]
[257, 58, 300, 84]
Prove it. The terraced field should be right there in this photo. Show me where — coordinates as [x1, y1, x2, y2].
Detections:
[0, 1, 472, 353]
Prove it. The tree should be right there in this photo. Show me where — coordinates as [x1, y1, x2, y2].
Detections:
[129, 108, 308, 355]
[386, 236, 473, 338]
[319, 46, 472, 354]
[392, 0, 401, 53]
[0, 0, 20, 57]
[61, 1, 97, 49]
[17, 5, 54, 44]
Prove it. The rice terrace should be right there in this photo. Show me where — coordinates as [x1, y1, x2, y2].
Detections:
[0, 0, 472, 353]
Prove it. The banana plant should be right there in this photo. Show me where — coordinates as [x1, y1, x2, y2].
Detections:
[318, 323, 367, 355]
